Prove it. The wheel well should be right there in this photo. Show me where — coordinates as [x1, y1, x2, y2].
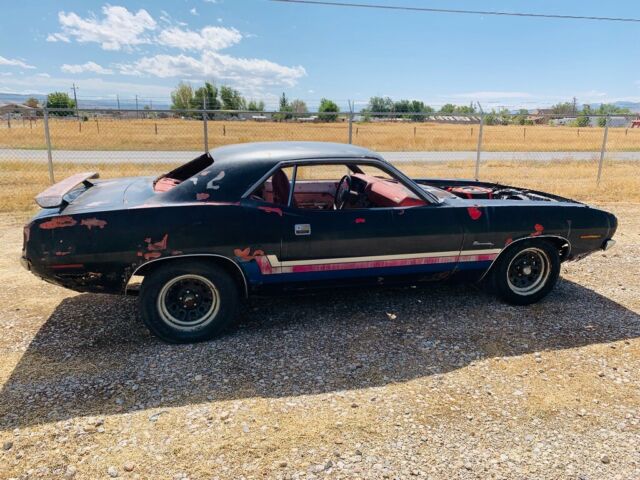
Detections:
[126, 255, 248, 298]
[480, 235, 570, 281]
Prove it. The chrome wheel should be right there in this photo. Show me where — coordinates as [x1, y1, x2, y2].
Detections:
[506, 247, 550, 295]
[157, 274, 220, 331]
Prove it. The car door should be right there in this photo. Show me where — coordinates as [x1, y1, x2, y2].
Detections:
[276, 161, 464, 287]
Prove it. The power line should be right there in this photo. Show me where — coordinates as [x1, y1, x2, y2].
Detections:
[270, 0, 640, 23]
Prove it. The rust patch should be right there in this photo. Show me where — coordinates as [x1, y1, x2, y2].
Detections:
[258, 206, 283, 217]
[532, 224, 544, 236]
[80, 218, 107, 230]
[505, 237, 513, 246]
[354, 217, 366, 224]
[145, 234, 168, 251]
[55, 251, 71, 256]
[234, 247, 265, 261]
[467, 207, 482, 221]
[144, 251, 162, 260]
[40, 216, 77, 230]
[196, 193, 210, 201]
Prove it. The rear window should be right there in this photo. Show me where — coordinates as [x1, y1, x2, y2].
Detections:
[154, 153, 213, 192]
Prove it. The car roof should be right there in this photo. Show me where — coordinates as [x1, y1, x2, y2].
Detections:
[209, 141, 384, 166]
[163, 142, 387, 203]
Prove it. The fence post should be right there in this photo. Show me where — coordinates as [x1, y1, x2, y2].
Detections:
[596, 115, 609, 186]
[43, 108, 55, 184]
[203, 109, 209, 152]
[475, 111, 484, 181]
[347, 100, 354, 144]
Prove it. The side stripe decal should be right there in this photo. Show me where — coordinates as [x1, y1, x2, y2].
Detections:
[253, 250, 500, 275]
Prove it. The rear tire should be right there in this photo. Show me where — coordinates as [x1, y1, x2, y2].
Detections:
[140, 261, 239, 343]
[491, 240, 560, 305]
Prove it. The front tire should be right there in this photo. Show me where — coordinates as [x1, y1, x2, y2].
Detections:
[491, 240, 560, 305]
[140, 261, 239, 343]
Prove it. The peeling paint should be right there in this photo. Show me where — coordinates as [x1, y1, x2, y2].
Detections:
[206, 171, 225, 190]
[196, 193, 210, 201]
[258, 206, 283, 217]
[532, 224, 544, 236]
[467, 207, 482, 221]
[188, 177, 198, 185]
[55, 251, 71, 256]
[80, 218, 107, 230]
[505, 237, 513, 246]
[234, 247, 265, 261]
[355, 218, 366, 224]
[40, 216, 77, 230]
[144, 251, 162, 260]
[146, 234, 168, 251]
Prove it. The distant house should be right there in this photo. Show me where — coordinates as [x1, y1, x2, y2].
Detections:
[0, 103, 37, 118]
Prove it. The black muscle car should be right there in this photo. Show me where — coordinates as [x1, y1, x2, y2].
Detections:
[22, 142, 617, 343]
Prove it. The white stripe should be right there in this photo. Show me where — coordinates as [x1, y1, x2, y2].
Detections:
[266, 248, 501, 268]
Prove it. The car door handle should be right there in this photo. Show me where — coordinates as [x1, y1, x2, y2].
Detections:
[294, 224, 311, 236]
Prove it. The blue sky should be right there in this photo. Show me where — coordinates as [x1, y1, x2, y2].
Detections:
[1, 0, 639, 109]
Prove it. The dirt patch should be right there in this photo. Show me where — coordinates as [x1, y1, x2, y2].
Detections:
[1, 204, 639, 479]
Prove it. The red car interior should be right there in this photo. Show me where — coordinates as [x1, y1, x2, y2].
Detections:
[260, 171, 426, 209]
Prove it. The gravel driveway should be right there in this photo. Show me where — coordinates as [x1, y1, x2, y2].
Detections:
[1, 204, 639, 480]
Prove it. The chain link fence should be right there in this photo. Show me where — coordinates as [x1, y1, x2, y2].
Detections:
[1, 107, 639, 214]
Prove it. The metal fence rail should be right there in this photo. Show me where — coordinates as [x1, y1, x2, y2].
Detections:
[1, 107, 639, 213]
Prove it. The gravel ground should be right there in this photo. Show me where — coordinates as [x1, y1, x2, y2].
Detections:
[0, 204, 639, 480]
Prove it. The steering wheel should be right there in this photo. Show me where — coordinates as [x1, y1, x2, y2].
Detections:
[334, 175, 352, 210]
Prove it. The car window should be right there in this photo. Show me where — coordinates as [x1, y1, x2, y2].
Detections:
[291, 163, 426, 210]
[249, 166, 295, 206]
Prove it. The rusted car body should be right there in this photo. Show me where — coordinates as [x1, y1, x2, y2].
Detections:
[22, 142, 617, 342]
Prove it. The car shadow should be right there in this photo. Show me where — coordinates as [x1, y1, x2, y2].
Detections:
[1, 280, 639, 429]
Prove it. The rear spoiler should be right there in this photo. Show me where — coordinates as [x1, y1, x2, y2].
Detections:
[35, 172, 99, 208]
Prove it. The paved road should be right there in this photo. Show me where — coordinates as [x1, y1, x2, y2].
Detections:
[1, 149, 638, 164]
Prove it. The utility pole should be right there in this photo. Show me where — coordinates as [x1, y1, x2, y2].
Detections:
[135, 94, 139, 119]
[116, 94, 120, 110]
[150, 99, 153, 110]
[71, 83, 79, 120]
[572, 96, 577, 115]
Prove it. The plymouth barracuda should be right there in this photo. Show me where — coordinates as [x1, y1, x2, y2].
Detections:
[22, 142, 617, 342]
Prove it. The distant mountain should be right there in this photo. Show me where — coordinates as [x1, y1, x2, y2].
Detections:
[0, 92, 170, 110]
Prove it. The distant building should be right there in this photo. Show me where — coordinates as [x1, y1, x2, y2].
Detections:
[0, 103, 37, 118]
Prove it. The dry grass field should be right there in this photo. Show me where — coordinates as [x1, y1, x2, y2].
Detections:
[2, 118, 640, 152]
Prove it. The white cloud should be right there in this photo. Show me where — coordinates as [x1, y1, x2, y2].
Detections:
[50, 5, 156, 51]
[118, 51, 306, 90]
[46, 33, 70, 43]
[203, 0, 218, 3]
[0, 55, 36, 69]
[190, 8, 199, 16]
[157, 26, 242, 51]
[61, 61, 114, 75]
[36, 73, 51, 78]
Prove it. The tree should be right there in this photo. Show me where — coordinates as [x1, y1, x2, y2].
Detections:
[318, 98, 339, 122]
[219, 86, 245, 110]
[367, 96, 394, 113]
[193, 82, 219, 110]
[247, 100, 265, 111]
[170, 82, 194, 111]
[512, 109, 530, 125]
[290, 99, 308, 115]
[25, 97, 39, 108]
[46, 92, 75, 115]
[439, 103, 456, 114]
[550, 101, 575, 115]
